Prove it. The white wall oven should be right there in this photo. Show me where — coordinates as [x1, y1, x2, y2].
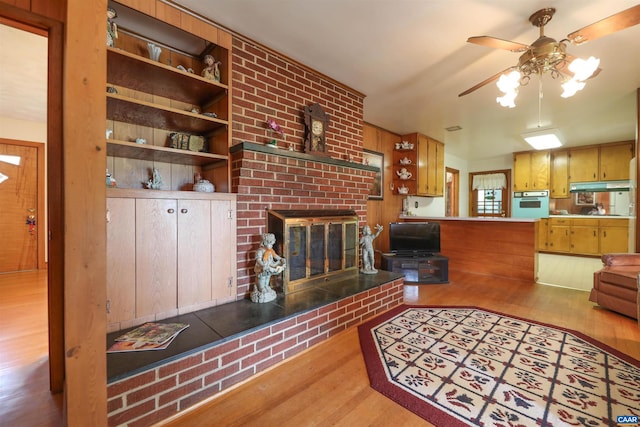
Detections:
[512, 190, 549, 218]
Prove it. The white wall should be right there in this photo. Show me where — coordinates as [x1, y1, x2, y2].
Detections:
[0, 117, 46, 142]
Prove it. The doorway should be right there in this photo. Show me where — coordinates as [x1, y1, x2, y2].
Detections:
[0, 18, 59, 423]
[445, 167, 459, 216]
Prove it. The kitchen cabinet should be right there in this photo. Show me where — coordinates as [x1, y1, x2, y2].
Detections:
[106, 1, 232, 192]
[568, 146, 599, 183]
[570, 218, 599, 255]
[550, 150, 569, 198]
[513, 150, 550, 191]
[543, 217, 629, 256]
[567, 142, 634, 183]
[106, 189, 237, 332]
[400, 133, 444, 197]
[547, 218, 571, 252]
[537, 218, 548, 251]
[599, 218, 629, 254]
[600, 142, 633, 181]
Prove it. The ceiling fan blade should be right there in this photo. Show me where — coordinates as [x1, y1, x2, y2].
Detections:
[567, 4, 640, 45]
[458, 67, 515, 97]
[467, 36, 529, 52]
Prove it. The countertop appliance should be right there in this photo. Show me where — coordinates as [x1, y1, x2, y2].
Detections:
[512, 190, 549, 218]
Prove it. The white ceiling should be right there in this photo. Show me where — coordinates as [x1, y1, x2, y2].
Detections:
[174, 0, 640, 161]
[2, 2, 639, 163]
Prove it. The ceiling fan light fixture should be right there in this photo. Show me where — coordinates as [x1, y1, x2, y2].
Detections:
[497, 91, 518, 108]
[560, 78, 586, 98]
[568, 56, 600, 81]
[521, 128, 563, 150]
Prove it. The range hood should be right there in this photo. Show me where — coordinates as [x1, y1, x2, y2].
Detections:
[569, 180, 631, 193]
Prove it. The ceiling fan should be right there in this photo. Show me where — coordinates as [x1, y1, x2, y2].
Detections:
[458, 4, 640, 105]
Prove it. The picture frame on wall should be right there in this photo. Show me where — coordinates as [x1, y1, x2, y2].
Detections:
[363, 149, 384, 200]
[576, 192, 596, 205]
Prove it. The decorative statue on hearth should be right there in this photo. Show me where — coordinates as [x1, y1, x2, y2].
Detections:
[252, 233, 287, 303]
[106, 7, 118, 47]
[360, 224, 383, 274]
[201, 55, 221, 82]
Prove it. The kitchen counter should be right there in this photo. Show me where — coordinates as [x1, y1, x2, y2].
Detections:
[399, 216, 537, 281]
[399, 215, 538, 223]
[548, 215, 633, 219]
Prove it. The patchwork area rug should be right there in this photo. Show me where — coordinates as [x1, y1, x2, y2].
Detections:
[358, 305, 640, 427]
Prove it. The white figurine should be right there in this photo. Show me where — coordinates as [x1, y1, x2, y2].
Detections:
[396, 168, 412, 180]
[360, 224, 383, 274]
[252, 233, 286, 303]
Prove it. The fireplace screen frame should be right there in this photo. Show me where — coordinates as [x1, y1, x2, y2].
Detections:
[267, 210, 359, 294]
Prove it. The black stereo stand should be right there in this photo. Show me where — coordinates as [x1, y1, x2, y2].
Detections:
[380, 254, 449, 284]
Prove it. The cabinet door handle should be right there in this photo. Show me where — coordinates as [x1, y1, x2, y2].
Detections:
[168, 208, 175, 214]
[181, 208, 188, 214]
[604, 231, 607, 238]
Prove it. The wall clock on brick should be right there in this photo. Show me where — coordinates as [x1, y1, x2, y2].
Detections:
[303, 103, 330, 156]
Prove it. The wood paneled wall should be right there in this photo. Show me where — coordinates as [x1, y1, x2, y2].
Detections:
[363, 123, 402, 254]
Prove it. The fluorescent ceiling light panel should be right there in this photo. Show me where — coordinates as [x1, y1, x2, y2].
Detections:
[521, 128, 563, 150]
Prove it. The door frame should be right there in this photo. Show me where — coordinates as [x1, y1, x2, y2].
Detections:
[0, 5, 65, 394]
[0, 138, 46, 270]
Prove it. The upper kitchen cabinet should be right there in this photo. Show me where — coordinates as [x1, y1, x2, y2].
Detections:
[568, 142, 634, 183]
[600, 142, 634, 181]
[401, 133, 444, 197]
[513, 150, 550, 191]
[550, 150, 569, 198]
[106, 0, 232, 192]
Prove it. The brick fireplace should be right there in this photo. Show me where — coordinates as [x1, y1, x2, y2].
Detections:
[230, 142, 379, 298]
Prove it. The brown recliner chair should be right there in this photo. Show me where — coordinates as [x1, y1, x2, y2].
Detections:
[590, 253, 640, 319]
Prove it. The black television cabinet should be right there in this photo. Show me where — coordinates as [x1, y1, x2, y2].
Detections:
[380, 253, 449, 284]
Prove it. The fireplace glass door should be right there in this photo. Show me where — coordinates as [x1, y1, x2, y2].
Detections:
[268, 210, 359, 294]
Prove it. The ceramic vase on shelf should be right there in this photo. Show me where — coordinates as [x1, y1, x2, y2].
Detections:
[147, 43, 161, 61]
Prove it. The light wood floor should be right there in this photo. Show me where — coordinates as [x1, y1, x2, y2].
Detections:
[158, 270, 640, 427]
[2, 270, 639, 427]
[0, 270, 63, 427]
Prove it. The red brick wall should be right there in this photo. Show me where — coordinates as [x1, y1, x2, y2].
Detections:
[107, 278, 404, 426]
[230, 38, 373, 299]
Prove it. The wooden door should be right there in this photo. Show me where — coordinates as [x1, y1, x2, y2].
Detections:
[599, 220, 629, 254]
[571, 224, 599, 255]
[177, 198, 212, 309]
[0, 143, 38, 272]
[547, 225, 570, 252]
[136, 198, 177, 318]
[212, 199, 236, 303]
[106, 197, 136, 329]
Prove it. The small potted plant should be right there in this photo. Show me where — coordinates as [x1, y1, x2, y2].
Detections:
[266, 118, 284, 148]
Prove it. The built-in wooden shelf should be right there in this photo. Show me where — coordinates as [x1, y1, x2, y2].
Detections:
[107, 47, 228, 107]
[106, 139, 227, 167]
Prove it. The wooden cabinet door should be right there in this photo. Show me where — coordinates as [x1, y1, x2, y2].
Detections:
[571, 224, 599, 255]
[569, 147, 599, 182]
[513, 152, 531, 191]
[530, 150, 550, 190]
[599, 219, 629, 254]
[177, 199, 212, 309]
[537, 218, 548, 251]
[548, 225, 570, 252]
[550, 150, 569, 198]
[106, 197, 136, 328]
[416, 134, 429, 196]
[211, 199, 237, 303]
[432, 138, 445, 196]
[136, 198, 178, 318]
[600, 142, 633, 181]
